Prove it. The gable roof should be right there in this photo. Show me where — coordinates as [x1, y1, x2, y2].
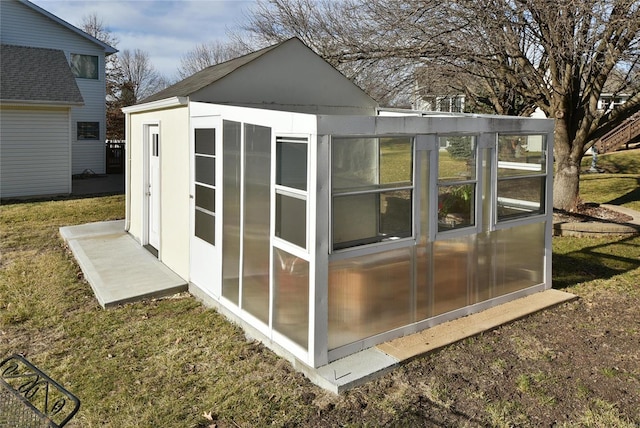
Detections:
[141, 41, 285, 104]
[18, 0, 117, 55]
[0, 44, 84, 105]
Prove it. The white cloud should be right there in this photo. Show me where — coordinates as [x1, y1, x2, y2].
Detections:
[31, 0, 256, 77]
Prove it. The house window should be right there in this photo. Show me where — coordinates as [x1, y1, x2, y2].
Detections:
[437, 136, 476, 232]
[275, 136, 308, 249]
[77, 122, 99, 140]
[70, 54, 98, 79]
[194, 128, 216, 245]
[496, 134, 546, 221]
[331, 136, 413, 251]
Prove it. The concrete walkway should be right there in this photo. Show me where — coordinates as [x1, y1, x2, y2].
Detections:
[60, 220, 187, 308]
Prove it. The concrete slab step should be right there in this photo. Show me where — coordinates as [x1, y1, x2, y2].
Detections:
[60, 221, 187, 308]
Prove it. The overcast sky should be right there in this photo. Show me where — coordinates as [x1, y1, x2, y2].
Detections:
[31, 0, 258, 80]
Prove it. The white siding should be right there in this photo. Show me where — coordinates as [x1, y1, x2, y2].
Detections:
[0, 107, 71, 198]
[1, 0, 109, 174]
[128, 107, 191, 280]
[192, 40, 378, 115]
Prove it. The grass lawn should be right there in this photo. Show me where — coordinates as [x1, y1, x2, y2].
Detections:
[580, 149, 640, 211]
[1, 150, 638, 427]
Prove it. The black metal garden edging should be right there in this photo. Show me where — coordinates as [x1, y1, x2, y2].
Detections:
[0, 354, 80, 428]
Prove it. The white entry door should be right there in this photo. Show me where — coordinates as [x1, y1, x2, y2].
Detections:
[148, 125, 160, 251]
[190, 117, 220, 297]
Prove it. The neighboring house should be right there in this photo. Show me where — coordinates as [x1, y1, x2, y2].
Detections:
[597, 93, 631, 112]
[413, 94, 465, 113]
[0, 0, 116, 199]
[122, 37, 555, 384]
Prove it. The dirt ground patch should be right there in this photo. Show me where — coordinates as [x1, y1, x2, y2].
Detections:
[304, 286, 639, 427]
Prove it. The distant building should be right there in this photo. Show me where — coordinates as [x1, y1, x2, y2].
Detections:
[0, 0, 116, 199]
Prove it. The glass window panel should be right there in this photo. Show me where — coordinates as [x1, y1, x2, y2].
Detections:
[222, 120, 241, 304]
[195, 209, 214, 245]
[328, 247, 413, 350]
[497, 176, 545, 221]
[70, 54, 98, 79]
[438, 136, 476, 181]
[77, 122, 99, 140]
[276, 142, 307, 190]
[195, 128, 215, 155]
[498, 134, 546, 176]
[242, 124, 271, 324]
[380, 190, 412, 238]
[195, 184, 214, 213]
[273, 248, 309, 349]
[333, 190, 412, 250]
[332, 138, 378, 191]
[380, 137, 413, 185]
[438, 183, 475, 231]
[276, 194, 306, 248]
[195, 156, 215, 186]
[332, 137, 413, 191]
[333, 193, 379, 250]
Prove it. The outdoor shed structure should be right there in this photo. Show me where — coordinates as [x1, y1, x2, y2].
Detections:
[123, 38, 554, 384]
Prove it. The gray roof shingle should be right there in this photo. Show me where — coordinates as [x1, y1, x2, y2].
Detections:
[0, 44, 84, 105]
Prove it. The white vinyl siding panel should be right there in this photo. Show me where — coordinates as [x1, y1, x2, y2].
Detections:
[0, 1, 105, 65]
[1, 0, 109, 174]
[0, 108, 71, 198]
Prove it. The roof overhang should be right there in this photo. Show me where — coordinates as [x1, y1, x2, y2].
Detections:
[19, 0, 117, 55]
[122, 97, 189, 114]
[1, 99, 83, 107]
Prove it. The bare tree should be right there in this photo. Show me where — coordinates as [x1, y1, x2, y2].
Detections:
[243, 0, 640, 210]
[177, 40, 248, 79]
[118, 49, 166, 102]
[80, 14, 168, 139]
[81, 12, 119, 47]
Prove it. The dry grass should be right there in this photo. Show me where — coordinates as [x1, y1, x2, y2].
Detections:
[1, 149, 638, 426]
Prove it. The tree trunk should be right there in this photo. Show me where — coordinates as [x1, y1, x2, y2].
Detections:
[552, 116, 582, 211]
[553, 161, 580, 211]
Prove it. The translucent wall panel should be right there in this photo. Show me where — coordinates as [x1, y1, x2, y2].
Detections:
[474, 231, 494, 304]
[493, 222, 545, 296]
[242, 124, 271, 324]
[273, 248, 309, 349]
[222, 120, 241, 304]
[328, 248, 413, 350]
[416, 151, 431, 320]
[433, 237, 474, 316]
